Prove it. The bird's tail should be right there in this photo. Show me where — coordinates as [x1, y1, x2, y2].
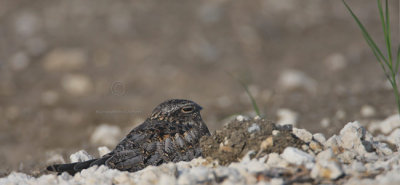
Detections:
[47, 156, 111, 175]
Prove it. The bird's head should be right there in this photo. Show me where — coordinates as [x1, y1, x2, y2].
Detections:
[150, 99, 203, 124]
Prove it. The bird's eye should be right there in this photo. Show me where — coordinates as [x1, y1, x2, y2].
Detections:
[181, 106, 194, 113]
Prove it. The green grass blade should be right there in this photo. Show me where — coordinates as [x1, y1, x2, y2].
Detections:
[379, 0, 393, 65]
[365, 34, 393, 83]
[227, 72, 261, 117]
[377, 0, 387, 36]
[343, 0, 390, 67]
[396, 46, 400, 74]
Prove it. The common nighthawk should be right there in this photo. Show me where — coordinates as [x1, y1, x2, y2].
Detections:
[47, 99, 210, 175]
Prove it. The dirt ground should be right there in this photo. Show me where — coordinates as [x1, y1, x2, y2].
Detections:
[200, 117, 305, 165]
[0, 0, 399, 176]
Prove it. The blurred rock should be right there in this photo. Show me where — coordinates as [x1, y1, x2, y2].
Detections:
[278, 69, 317, 93]
[360, 105, 376, 118]
[311, 149, 344, 180]
[266, 153, 288, 168]
[281, 147, 314, 166]
[70, 150, 94, 163]
[387, 128, 400, 147]
[43, 49, 87, 71]
[324, 53, 347, 71]
[90, 124, 122, 147]
[260, 136, 273, 151]
[369, 114, 400, 134]
[335, 109, 346, 120]
[276, 108, 298, 126]
[325, 135, 341, 154]
[320, 118, 330, 128]
[46, 153, 65, 165]
[247, 123, 260, 133]
[61, 74, 92, 96]
[14, 11, 40, 37]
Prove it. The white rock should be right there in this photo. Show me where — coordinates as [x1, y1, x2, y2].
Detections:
[374, 142, 393, 156]
[324, 53, 347, 71]
[62, 74, 92, 96]
[316, 149, 334, 161]
[70, 150, 94, 163]
[325, 135, 341, 153]
[247, 123, 260, 133]
[98, 146, 111, 157]
[338, 121, 368, 155]
[178, 167, 212, 185]
[276, 108, 298, 126]
[360, 105, 376, 117]
[0, 172, 33, 184]
[363, 153, 379, 163]
[236, 115, 249, 122]
[278, 69, 317, 93]
[337, 150, 357, 163]
[158, 174, 177, 185]
[90, 124, 122, 147]
[281, 147, 314, 166]
[369, 114, 400, 134]
[270, 178, 284, 185]
[387, 128, 400, 146]
[320, 118, 330, 128]
[313, 133, 326, 145]
[311, 160, 343, 180]
[311, 149, 344, 180]
[292, 128, 313, 143]
[349, 161, 366, 173]
[266, 153, 288, 168]
[43, 49, 87, 71]
[113, 173, 135, 184]
[272, 130, 280, 136]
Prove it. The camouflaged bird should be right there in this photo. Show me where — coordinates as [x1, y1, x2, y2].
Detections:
[47, 99, 210, 175]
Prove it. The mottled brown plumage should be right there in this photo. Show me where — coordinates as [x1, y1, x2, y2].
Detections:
[47, 99, 210, 175]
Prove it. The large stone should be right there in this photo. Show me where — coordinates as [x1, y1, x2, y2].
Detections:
[311, 149, 344, 180]
[281, 147, 314, 166]
[292, 128, 313, 143]
[338, 121, 368, 155]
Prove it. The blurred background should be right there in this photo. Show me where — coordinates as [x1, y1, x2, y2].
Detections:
[0, 0, 399, 175]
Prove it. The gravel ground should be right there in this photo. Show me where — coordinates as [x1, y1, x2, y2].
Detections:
[2, 115, 400, 185]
